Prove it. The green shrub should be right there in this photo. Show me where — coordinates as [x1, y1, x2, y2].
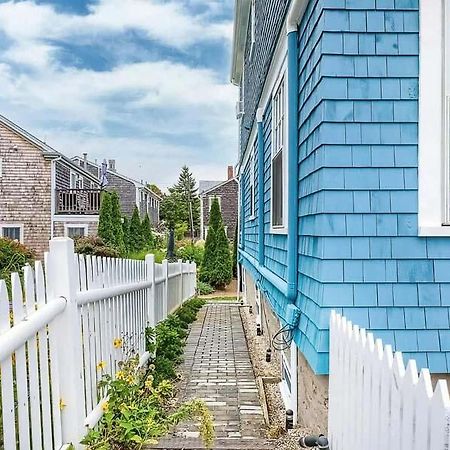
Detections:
[177, 243, 204, 266]
[74, 236, 120, 258]
[129, 206, 144, 252]
[141, 214, 154, 248]
[197, 281, 214, 296]
[200, 198, 232, 289]
[0, 238, 35, 290]
[110, 191, 125, 255]
[98, 192, 115, 247]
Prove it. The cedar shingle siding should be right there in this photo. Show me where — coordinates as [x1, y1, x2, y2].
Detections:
[240, 0, 290, 154]
[0, 122, 52, 258]
[202, 179, 238, 240]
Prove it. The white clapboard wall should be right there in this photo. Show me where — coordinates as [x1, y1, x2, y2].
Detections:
[0, 237, 197, 450]
[328, 311, 450, 450]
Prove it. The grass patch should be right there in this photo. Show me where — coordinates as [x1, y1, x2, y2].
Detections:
[205, 296, 239, 302]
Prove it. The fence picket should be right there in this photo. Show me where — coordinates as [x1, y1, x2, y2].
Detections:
[12, 273, 31, 449]
[35, 261, 54, 450]
[330, 312, 450, 450]
[0, 280, 17, 449]
[24, 266, 42, 450]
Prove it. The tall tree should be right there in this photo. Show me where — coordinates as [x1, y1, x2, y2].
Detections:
[122, 216, 130, 253]
[110, 191, 125, 255]
[173, 166, 200, 238]
[141, 213, 154, 248]
[160, 191, 184, 259]
[200, 198, 232, 288]
[98, 192, 114, 247]
[129, 206, 144, 252]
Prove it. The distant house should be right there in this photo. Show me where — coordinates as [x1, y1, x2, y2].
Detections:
[72, 155, 161, 225]
[199, 166, 238, 241]
[0, 115, 101, 258]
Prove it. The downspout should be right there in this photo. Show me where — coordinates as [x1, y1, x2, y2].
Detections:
[256, 108, 265, 266]
[286, 4, 301, 303]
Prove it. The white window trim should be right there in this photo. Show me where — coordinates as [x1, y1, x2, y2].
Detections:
[270, 64, 289, 235]
[70, 170, 84, 190]
[248, 143, 256, 221]
[0, 223, 24, 243]
[418, 1, 450, 236]
[208, 195, 222, 211]
[64, 223, 89, 238]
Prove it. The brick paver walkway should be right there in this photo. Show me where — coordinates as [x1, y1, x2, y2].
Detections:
[150, 304, 270, 449]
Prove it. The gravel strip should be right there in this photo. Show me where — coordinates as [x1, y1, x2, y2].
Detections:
[240, 306, 316, 450]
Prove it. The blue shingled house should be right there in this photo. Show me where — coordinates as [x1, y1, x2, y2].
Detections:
[232, 0, 450, 427]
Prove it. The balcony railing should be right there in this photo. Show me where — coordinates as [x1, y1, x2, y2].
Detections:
[56, 189, 101, 215]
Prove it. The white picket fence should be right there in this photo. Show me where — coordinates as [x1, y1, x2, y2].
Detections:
[0, 237, 197, 450]
[328, 311, 450, 450]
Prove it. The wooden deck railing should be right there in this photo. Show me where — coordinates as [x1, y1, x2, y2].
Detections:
[56, 189, 101, 215]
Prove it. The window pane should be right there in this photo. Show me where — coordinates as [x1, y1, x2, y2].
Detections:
[68, 227, 86, 238]
[272, 152, 283, 227]
[2, 227, 20, 241]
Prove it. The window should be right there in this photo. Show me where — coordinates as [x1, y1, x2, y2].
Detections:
[208, 196, 221, 211]
[248, 142, 256, 220]
[70, 171, 83, 189]
[65, 224, 88, 239]
[271, 73, 286, 230]
[419, 2, 450, 235]
[1, 225, 22, 242]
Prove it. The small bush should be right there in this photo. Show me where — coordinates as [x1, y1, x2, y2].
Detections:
[74, 236, 120, 258]
[197, 281, 214, 296]
[177, 243, 204, 266]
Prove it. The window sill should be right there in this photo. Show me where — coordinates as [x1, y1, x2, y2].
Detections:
[247, 215, 256, 222]
[270, 226, 288, 235]
[419, 225, 450, 237]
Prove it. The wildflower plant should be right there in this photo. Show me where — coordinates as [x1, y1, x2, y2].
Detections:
[82, 298, 212, 450]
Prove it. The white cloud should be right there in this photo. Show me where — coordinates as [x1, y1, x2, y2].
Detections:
[0, 0, 233, 50]
[0, 0, 239, 188]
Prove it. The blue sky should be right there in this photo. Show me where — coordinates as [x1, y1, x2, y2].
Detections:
[0, 0, 237, 189]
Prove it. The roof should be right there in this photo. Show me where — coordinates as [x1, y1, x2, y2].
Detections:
[72, 156, 162, 200]
[200, 178, 237, 197]
[0, 114, 99, 184]
[199, 180, 223, 195]
[231, 0, 251, 85]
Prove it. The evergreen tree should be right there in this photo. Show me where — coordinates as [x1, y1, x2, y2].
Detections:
[200, 226, 216, 283]
[129, 206, 144, 252]
[110, 191, 125, 255]
[173, 166, 200, 237]
[209, 224, 232, 289]
[141, 213, 154, 248]
[122, 216, 130, 253]
[98, 192, 114, 247]
[200, 198, 232, 288]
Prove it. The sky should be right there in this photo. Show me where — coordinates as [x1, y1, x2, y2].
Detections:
[0, 0, 238, 190]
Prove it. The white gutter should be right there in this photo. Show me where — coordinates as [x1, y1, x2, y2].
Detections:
[286, 0, 308, 33]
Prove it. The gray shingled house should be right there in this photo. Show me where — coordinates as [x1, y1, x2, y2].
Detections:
[199, 166, 238, 241]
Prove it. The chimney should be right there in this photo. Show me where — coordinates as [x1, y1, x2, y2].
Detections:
[227, 165, 234, 180]
[83, 152, 88, 169]
[108, 159, 116, 172]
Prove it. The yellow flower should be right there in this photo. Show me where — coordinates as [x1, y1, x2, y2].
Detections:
[145, 379, 153, 389]
[113, 338, 123, 349]
[96, 361, 106, 371]
[102, 401, 109, 412]
[116, 370, 125, 380]
[126, 375, 135, 385]
[59, 399, 66, 410]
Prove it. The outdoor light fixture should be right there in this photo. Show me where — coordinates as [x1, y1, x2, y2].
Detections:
[285, 409, 294, 430]
[256, 324, 262, 336]
[299, 435, 329, 449]
[265, 348, 272, 362]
